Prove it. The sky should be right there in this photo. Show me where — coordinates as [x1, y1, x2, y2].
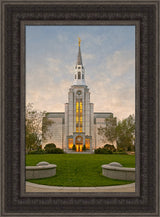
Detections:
[26, 25, 135, 120]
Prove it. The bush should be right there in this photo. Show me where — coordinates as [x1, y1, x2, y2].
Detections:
[52, 148, 64, 154]
[72, 145, 76, 151]
[28, 149, 46, 154]
[44, 143, 56, 153]
[95, 147, 113, 154]
[127, 144, 135, 151]
[104, 144, 116, 152]
[117, 147, 124, 152]
[44, 144, 64, 154]
[82, 145, 86, 151]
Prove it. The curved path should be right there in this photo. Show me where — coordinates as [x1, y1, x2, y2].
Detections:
[26, 182, 135, 192]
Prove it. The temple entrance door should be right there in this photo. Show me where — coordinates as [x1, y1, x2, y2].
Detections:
[76, 144, 83, 152]
[75, 136, 83, 152]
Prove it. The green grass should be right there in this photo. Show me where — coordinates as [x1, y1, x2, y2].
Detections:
[26, 154, 135, 187]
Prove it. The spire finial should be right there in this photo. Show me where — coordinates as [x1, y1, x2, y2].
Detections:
[78, 37, 81, 47]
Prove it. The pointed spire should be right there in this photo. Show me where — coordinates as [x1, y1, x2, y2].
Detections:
[73, 38, 86, 86]
[77, 47, 83, 65]
[76, 37, 83, 65]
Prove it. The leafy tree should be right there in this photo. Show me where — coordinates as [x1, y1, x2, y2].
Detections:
[25, 103, 53, 154]
[42, 115, 54, 141]
[98, 115, 117, 146]
[26, 132, 41, 153]
[116, 114, 135, 151]
[98, 114, 135, 152]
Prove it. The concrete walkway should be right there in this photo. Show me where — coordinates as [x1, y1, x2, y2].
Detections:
[26, 182, 135, 192]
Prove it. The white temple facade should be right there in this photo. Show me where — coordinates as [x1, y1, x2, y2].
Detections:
[42, 39, 114, 153]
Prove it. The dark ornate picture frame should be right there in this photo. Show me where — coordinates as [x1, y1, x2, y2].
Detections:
[0, 0, 159, 216]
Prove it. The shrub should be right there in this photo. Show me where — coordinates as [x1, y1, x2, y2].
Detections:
[28, 149, 46, 154]
[82, 145, 86, 151]
[127, 144, 135, 151]
[94, 148, 102, 154]
[52, 148, 64, 154]
[72, 145, 76, 151]
[117, 147, 124, 152]
[44, 144, 64, 154]
[95, 147, 113, 154]
[44, 143, 56, 153]
[104, 144, 116, 152]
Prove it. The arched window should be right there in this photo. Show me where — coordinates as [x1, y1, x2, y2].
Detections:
[75, 74, 76, 79]
[78, 72, 81, 79]
[82, 74, 84, 79]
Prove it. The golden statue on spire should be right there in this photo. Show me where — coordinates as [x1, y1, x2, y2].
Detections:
[78, 37, 81, 47]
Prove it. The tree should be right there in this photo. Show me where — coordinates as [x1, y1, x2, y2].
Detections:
[98, 115, 117, 146]
[116, 114, 135, 151]
[98, 114, 135, 152]
[25, 103, 53, 154]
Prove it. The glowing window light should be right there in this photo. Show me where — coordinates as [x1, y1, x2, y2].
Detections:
[85, 139, 90, 149]
[80, 145, 83, 152]
[76, 99, 83, 132]
[68, 138, 73, 149]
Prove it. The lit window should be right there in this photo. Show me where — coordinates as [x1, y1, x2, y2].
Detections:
[80, 102, 82, 110]
[68, 138, 73, 149]
[85, 139, 90, 149]
[76, 99, 82, 132]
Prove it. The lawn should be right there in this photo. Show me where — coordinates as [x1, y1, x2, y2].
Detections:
[26, 154, 135, 187]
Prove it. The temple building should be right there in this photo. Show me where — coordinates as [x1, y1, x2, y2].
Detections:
[42, 39, 114, 153]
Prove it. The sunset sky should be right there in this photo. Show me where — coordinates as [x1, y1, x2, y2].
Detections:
[26, 25, 135, 120]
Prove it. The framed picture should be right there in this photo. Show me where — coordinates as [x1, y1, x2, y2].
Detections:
[25, 25, 136, 194]
[0, 0, 159, 216]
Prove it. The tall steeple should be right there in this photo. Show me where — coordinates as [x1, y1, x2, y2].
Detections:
[77, 37, 83, 65]
[72, 38, 86, 86]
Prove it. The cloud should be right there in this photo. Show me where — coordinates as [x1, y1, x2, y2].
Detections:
[26, 50, 135, 120]
[89, 79, 135, 120]
[26, 27, 135, 120]
[83, 53, 95, 61]
[65, 65, 75, 75]
[26, 57, 71, 112]
[87, 58, 135, 120]
[106, 50, 135, 77]
[47, 58, 61, 73]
